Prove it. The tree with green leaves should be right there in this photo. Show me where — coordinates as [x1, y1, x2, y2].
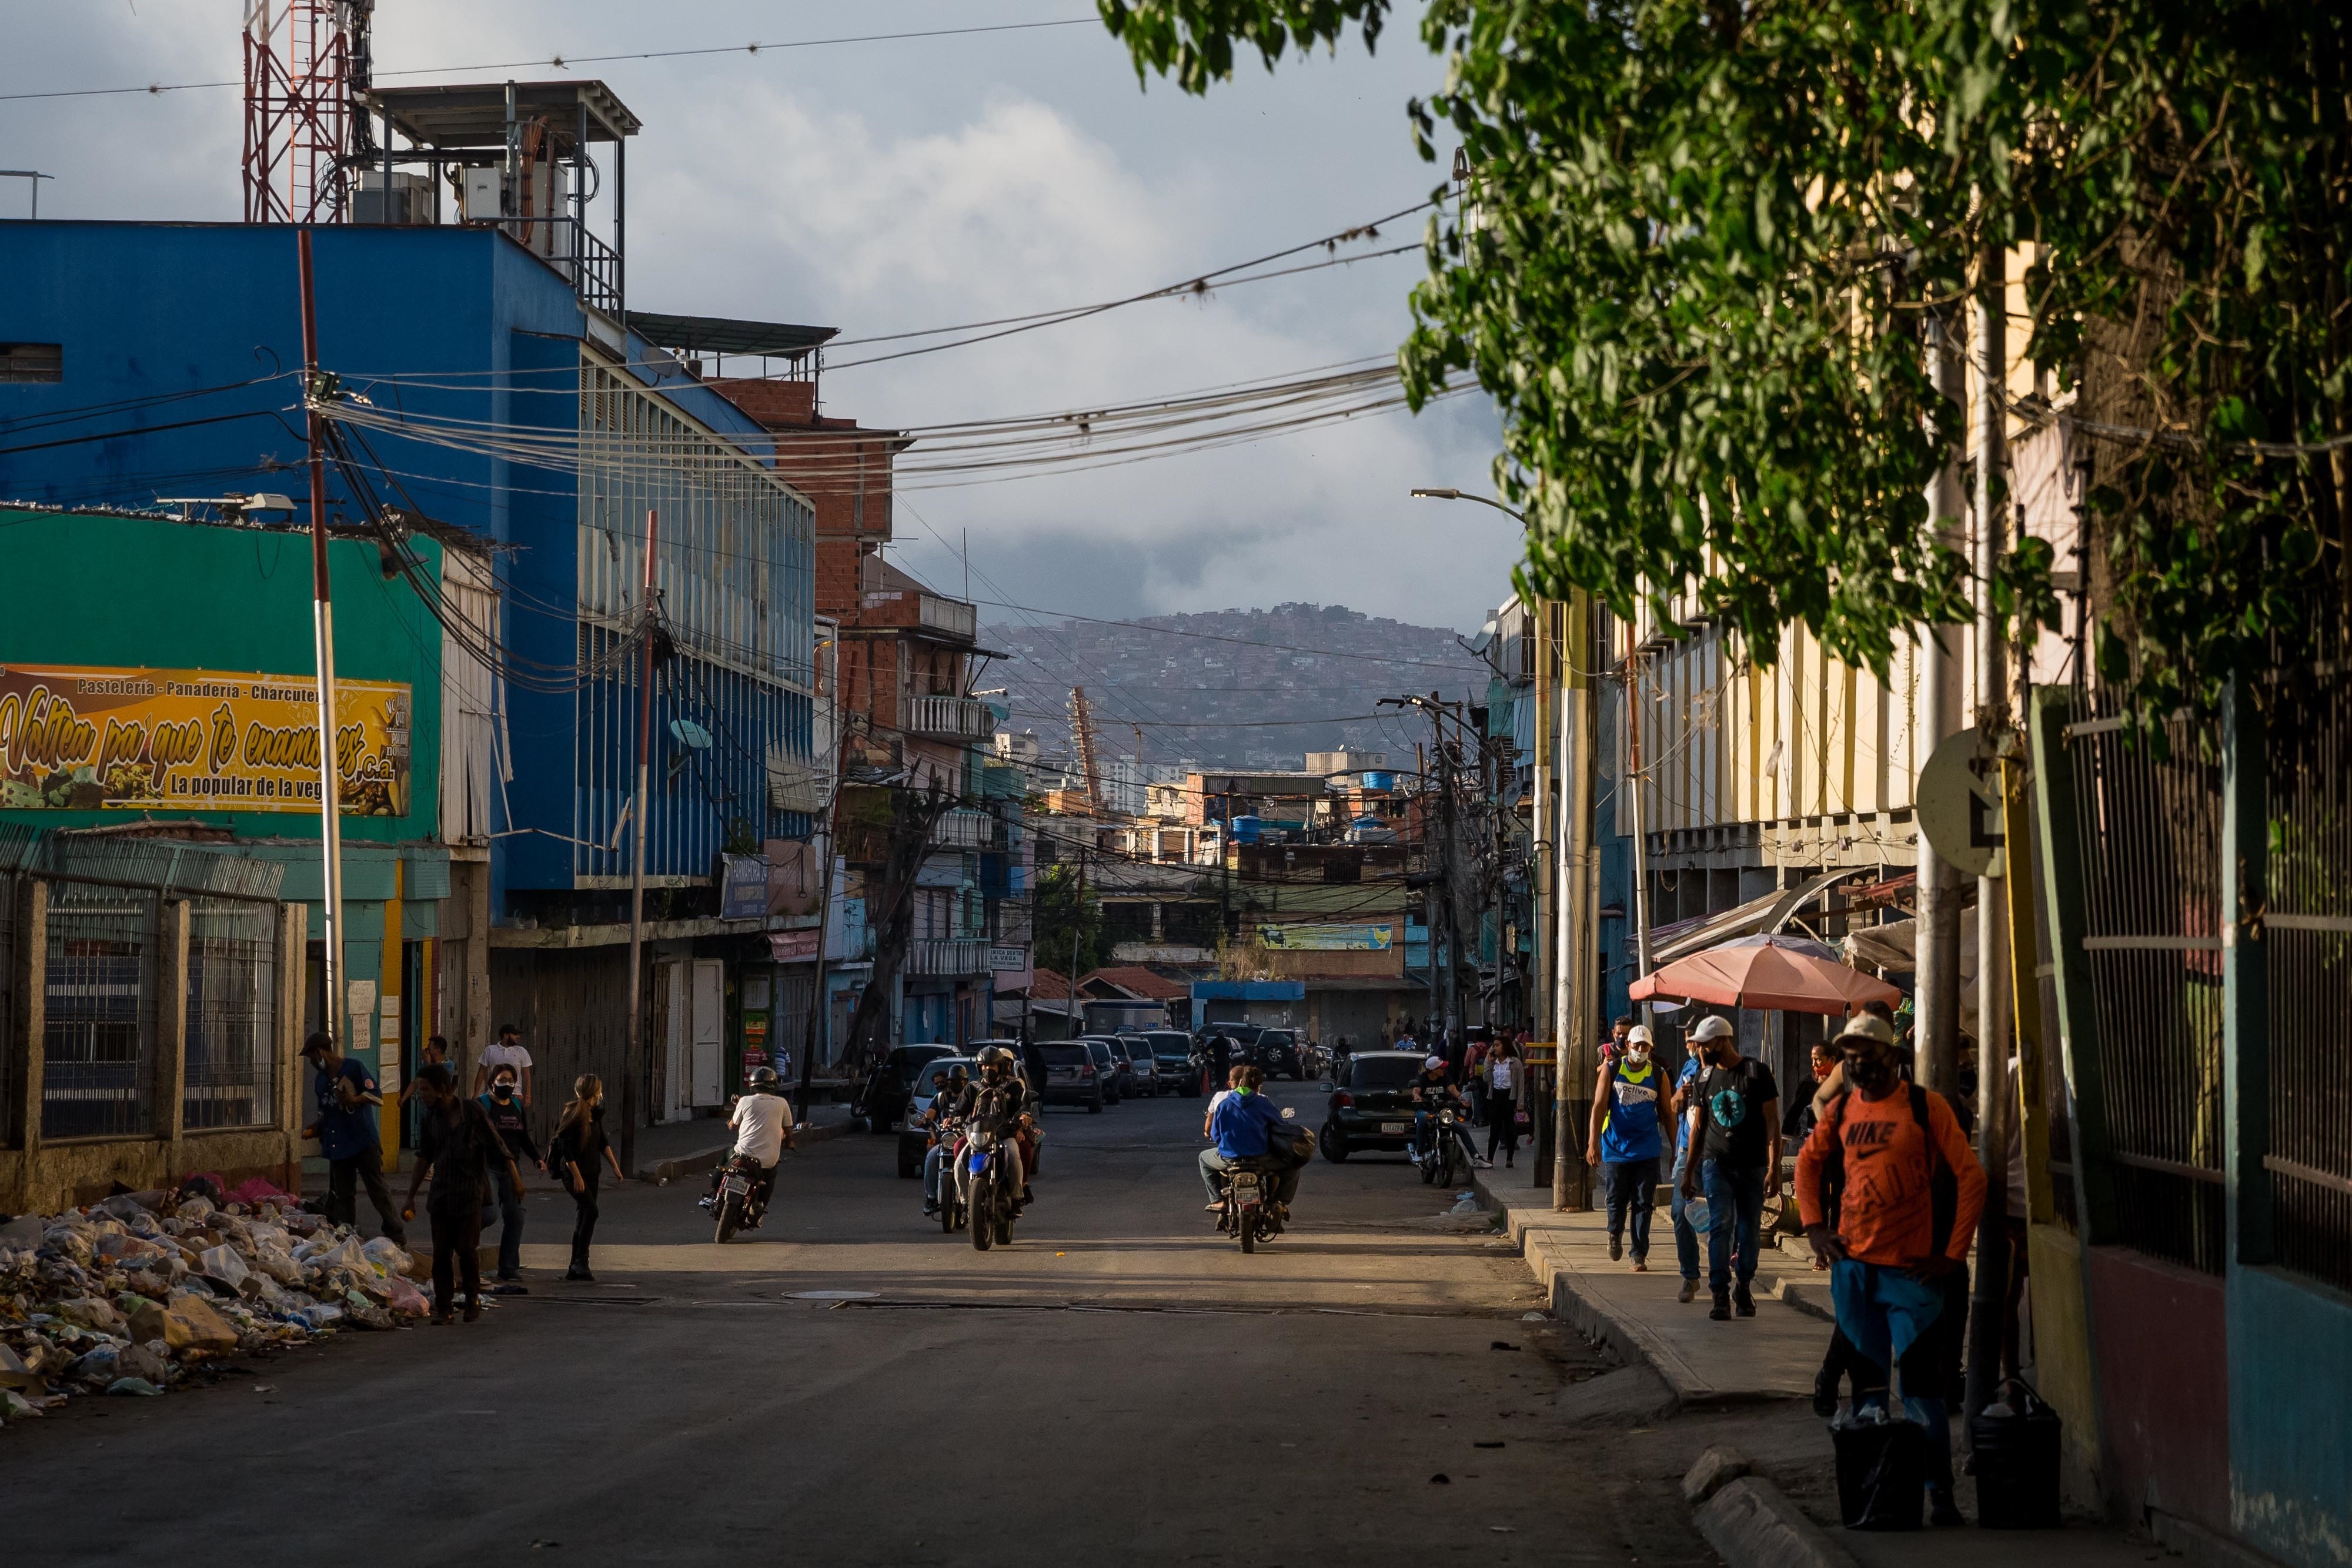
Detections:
[1034, 861, 1110, 980]
[1098, 0, 2352, 721]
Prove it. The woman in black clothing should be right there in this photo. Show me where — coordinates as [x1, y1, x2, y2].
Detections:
[402, 1064, 517, 1323]
[550, 1074, 624, 1282]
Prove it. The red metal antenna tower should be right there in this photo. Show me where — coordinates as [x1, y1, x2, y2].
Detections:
[242, 1, 369, 224]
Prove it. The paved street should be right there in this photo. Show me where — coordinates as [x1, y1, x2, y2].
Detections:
[0, 1084, 1718, 1568]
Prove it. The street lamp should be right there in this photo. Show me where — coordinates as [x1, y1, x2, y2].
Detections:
[1410, 487, 1526, 524]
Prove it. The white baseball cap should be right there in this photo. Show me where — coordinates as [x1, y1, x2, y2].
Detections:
[1425, 1055, 1446, 1070]
[1626, 1025, 1655, 1046]
[1690, 1015, 1735, 1042]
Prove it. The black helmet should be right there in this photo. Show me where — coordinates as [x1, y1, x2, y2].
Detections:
[975, 1045, 1013, 1071]
[749, 1066, 779, 1088]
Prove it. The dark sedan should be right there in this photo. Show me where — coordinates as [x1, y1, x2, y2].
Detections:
[1033, 1041, 1107, 1111]
[1080, 1037, 1127, 1105]
[1318, 1051, 1429, 1161]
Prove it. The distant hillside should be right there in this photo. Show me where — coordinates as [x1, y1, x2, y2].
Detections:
[982, 602, 1491, 771]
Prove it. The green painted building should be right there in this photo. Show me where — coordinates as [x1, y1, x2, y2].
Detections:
[0, 505, 457, 1155]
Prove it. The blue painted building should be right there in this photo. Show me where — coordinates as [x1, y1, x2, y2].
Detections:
[0, 194, 819, 1134]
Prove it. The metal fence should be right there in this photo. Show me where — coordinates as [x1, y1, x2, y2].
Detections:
[2265, 681, 2352, 1295]
[182, 896, 279, 1131]
[2060, 702, 2228, 1273]
[42, 882, 161, 1141]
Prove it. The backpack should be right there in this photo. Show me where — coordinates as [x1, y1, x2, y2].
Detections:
[1816, 1084, 1957, 1254]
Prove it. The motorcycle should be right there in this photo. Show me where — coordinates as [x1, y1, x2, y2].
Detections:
[931, 1119, 969, 1234]
[704, 1152, 769, 1243]
[1414, 1106, 1469, 1188]
[1214, 1158, 1288, 1253]
[1213, 1104, 1304, 1254]
[957, 1127, 1018, 1251]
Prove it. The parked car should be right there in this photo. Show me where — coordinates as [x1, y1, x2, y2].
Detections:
[855, 1044, 957, 1134]
[1080, 1037, 1127, 1104]
[896, 1055, 975, 1178]
[1115, 1035, 1159, 1097]
[1033, 1041, 1107, 1112]
[1250, 1028, 1305, 1081]
[1318, 1051, 1429, 1161]
[1143, 1029, 1200, 1095]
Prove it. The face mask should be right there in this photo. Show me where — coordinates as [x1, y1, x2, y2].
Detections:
[1847, 1055, 1896, 1095]
[1628, 1046, 1651, 1064]
[493, 1083, 515, 1098]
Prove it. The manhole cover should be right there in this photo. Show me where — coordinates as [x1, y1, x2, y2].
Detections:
[786, 1290, 880, 1300]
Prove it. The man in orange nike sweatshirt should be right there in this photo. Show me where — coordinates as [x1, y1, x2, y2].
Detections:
[1796, 1014, 1984, 1524]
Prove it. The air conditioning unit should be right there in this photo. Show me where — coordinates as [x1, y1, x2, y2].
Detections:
[353, 171, 435, 225]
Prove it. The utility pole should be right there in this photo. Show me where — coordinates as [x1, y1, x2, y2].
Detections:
[620, 507, 658, 1175]
[1068, 833, 1087, 1038]
[1964, 246, 2014, 1427]
[1556, 591, 1598, 1211]
[1916, 306, 1968, 1096]
[296, 228, 348, 1058]
[799, 705, 849, 1106]
[1623, 619, 1656, 1023]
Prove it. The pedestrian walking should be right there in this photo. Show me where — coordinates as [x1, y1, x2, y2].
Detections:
[1606, 1013, 1635, 1064]
[1796, 1014, 1984, 1526]
[1208, 1033, 1233, 1096]
[548, 1074, 624, 1282]
[473, 1022, 535, 1106]
[476, 1064, 543, 1281]
[397, 1034, 453, 1107]
[402, 1064, 518, 1324]
[1585, 1024, 1665, 1266]
[299, 1032, 406, 1245]
[1669, 1022, 1707, 1301]
[1485, 1039, 1524, 1167]
[1678, 1013, 1780, 1321]
[1464, 1032, 1491, 1125]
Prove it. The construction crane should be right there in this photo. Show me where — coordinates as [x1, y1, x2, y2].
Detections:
[1068, 686, 1104, 815]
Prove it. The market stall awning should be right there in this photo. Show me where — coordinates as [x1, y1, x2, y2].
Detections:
[1629, 935, 1902, 1015]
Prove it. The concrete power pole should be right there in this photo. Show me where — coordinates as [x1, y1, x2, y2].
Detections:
[1916, 307, 1968, 1096]
[1964, 244, 2014, 1426]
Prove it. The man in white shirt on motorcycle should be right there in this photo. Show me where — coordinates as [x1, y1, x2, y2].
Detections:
[726, 1066, 796, 1212]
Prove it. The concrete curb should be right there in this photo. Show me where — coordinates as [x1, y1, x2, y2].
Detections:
[640, 1118, 854, 1185]
[1695, 1476, 1860, 1568]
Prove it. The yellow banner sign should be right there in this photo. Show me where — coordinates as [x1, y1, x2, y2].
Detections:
[0, 664, 412, 817]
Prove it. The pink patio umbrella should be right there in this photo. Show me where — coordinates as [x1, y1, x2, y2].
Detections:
[1628, 935, 1901, 1016]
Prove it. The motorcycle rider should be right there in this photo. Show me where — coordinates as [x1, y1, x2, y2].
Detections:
[721, 1066, 796, 1216]
[955, 1047, 1039, 1208]
[1198, 1065, 1301, 1216]
[1410, 1054, 1485, 1170]
[921, 1065, 971, 1218]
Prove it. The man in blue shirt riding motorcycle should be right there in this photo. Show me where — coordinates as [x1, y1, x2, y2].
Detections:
[1198, 1066, 1302, 1216]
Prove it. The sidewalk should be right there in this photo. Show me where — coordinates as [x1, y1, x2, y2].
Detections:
[1474, 1171, 2186, 1568]
[1473, 1168, 1829, 1408]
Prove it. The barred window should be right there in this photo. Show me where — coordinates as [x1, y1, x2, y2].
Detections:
[183, 899, 279, 1131]
[43, 888, 157, 1140]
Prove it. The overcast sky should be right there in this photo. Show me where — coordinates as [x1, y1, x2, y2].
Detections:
[0, 1, 1524, 635]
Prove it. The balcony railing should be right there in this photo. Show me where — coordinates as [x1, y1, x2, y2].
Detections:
[473, 215, 623, 318]
[904, 694, 996, 742]
[930, 808, 1000, 850]
[905, 938, 988, 978]
[920, 593, 977, 642]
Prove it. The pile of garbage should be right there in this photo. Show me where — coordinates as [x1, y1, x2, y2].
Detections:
[0, 1188, 432, 1424]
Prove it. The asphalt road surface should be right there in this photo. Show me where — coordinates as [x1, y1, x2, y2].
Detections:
[1, 1081, 1720, 1568]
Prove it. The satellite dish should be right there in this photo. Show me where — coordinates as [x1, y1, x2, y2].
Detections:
[1917, 727, 2006, 879]
[669, 718, 713, 751]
